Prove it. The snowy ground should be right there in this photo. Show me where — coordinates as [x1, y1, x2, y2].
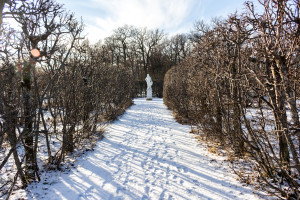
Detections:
[12, 98, 266, 200]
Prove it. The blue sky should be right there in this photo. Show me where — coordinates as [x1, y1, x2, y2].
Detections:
[60, 0, 249, 43]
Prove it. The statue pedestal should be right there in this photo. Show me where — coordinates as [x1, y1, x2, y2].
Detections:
[146, 88, 152, 100]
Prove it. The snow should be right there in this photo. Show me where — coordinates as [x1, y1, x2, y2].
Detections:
[11, 98, 265, 200]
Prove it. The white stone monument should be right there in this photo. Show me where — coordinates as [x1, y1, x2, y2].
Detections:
[145, 74, 153, 100]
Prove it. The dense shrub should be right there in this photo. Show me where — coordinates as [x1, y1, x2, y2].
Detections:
[164, 1, 299, 198]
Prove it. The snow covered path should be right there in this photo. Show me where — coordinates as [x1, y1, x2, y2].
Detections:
[25, 98, 263, 200]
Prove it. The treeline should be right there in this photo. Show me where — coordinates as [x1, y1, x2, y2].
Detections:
[100, 25, 192, 97]
[0, 0, 134, 196]
[164, 0, 299, 199]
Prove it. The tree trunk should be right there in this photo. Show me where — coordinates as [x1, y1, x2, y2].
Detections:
[62, 124, 74, 153]
[276, 59, 300, 174]
[83, 79, 90, 136]
[230, 60, 244, 155]
[270, 62, 290, 165]
[22, 61, 37, 181]
[0, 122, 4, 149]
[276, 58, 300, 127]
[5, 109, 27, 187]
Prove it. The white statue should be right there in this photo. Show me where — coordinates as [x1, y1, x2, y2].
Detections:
[145, 74, 153, 100]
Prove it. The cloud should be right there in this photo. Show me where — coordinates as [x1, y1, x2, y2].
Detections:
[5, 0, 248, 43]
[79, 0, 205, 42]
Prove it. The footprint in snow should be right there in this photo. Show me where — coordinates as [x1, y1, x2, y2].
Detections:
[192, 179, 200, 186]
[177, 166, 188, 173]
